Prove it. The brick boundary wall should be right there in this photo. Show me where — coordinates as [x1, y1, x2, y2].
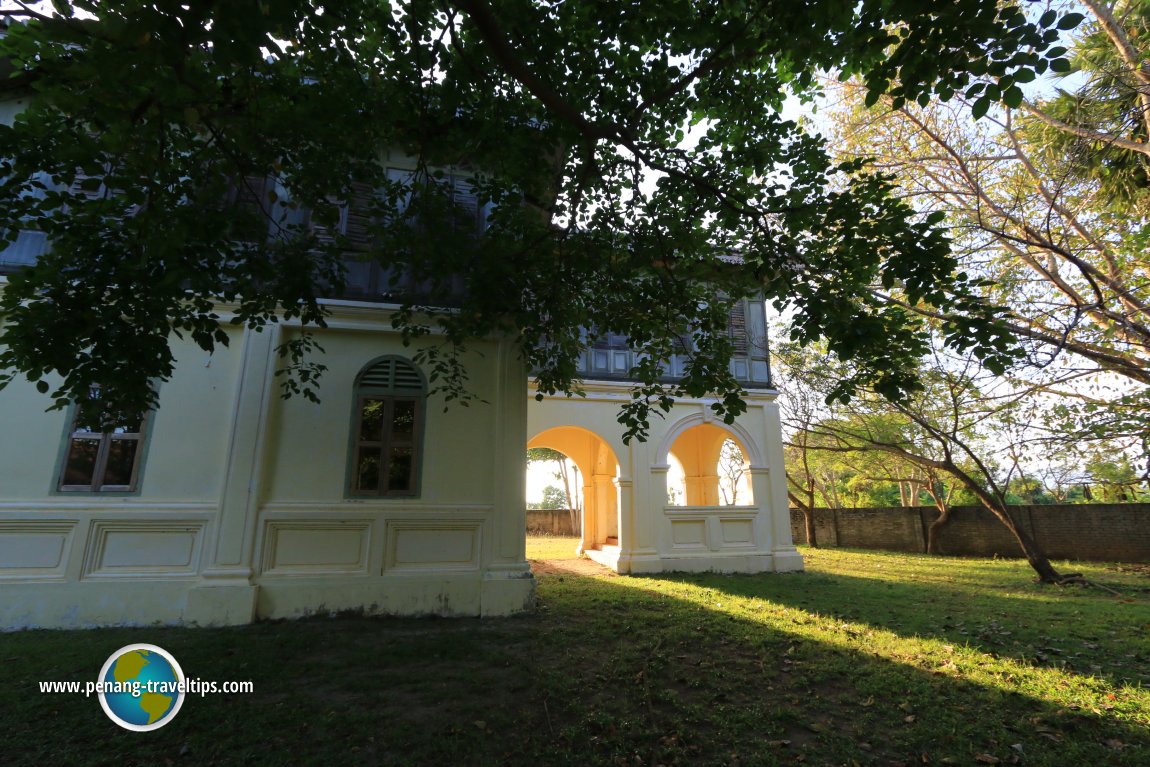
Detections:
[526, 509, 577, 536]
[789, 503, 1150, 563]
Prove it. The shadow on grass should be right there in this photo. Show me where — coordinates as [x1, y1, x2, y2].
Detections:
[2, 567, 1148, 767]
[652, 565, 1150, 692]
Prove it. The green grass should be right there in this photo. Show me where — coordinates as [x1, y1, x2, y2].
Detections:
[526, 534, 582, 561]
[5, 544, 1149, 766]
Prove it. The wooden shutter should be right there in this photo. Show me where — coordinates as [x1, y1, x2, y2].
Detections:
[727, 301, 748, 354]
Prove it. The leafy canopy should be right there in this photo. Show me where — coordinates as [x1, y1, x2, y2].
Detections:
[0, 1, 1079, 437]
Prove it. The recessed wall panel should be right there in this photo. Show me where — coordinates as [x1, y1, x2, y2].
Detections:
[84, 522, 203, 578]
[670, 519, 707, 548]
[720, 519, 754, 545]
[0, 522, 75, 579]
[386, 522, 479, 572]
[262, 522, 371, 576]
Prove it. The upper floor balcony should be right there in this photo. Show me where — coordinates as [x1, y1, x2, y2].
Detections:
[0, 168, 772, 391]
[572, 297, 772, 390]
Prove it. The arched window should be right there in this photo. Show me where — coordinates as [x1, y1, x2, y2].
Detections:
[349, 356, 425, 497]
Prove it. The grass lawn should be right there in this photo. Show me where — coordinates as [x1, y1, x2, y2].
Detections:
[4, 541, 1149, 766]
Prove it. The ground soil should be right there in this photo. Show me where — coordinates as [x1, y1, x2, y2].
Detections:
[528, 557, 618, 578]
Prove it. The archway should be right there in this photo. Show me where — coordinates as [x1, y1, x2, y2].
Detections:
[665, 423, 755, 507]
[528, 426, 622, 556]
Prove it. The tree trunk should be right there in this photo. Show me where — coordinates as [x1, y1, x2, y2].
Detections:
[804, 509, 817, 548]
[958, 474, 1067, 583]
[557, 458, 578, 536]
[804, 481, 818, 547]
[925, 502, 950, 554]
[996, 509, 1065, 583]
[787, 490, 818, 547]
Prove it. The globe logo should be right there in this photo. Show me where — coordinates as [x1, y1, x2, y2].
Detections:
[97, 644, 186, 731]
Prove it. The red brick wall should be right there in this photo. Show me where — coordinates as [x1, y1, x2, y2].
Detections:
[790, 504, 1150, 563]
[526, 509, 577, 536]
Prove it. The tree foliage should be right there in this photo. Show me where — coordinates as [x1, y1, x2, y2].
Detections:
[776, 338, 1077, 582]
[824, 0, 1150, 459]
[716, 438, 747, 506]
[0, 0, 1081, 434]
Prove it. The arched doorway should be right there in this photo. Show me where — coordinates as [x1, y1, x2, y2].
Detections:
[665, 423, 755, 507]
[528, 426, 621, 559]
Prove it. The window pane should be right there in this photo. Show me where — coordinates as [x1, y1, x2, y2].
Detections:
[101, 439, 139, 487]
[387, 447, 413, 492]
[390, 400, 416, 441]
[72, 410, 103, 434]
[360, 399, 386, 442]
[63, 438, 100, 487]
[356, 447, 381, 492]
[72, 404, 141, 434]
[107, 411, 142, 434]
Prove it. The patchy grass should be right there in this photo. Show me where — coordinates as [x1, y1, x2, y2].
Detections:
[4, 544, 1148, 766]
[526, 534, 581, 561]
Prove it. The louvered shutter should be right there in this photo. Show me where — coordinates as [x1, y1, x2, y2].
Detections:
[452, 176, 481, 233]
[309, 198, 347, 248]
[358, 357, 424, 394]
[68, 169, 105, 201]
[727, 301, 747, 354]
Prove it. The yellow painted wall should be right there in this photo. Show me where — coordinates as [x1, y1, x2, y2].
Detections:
[140, 330, 243, 500]
[264, 327, 508, 505]
[0, 293, 533, 629]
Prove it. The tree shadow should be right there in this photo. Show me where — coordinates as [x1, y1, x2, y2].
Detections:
[4, 567, 1149, 767]
[645, 564, 1150, 692]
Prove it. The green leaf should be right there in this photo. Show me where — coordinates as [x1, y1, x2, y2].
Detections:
[1002, 85, 1024, 108]
[971, 95, 991, 119]
[1057, 13, 1085, 30]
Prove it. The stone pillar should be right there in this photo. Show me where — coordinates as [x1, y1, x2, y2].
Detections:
[684, 474, 708, 506]
[761, 400, 803, 572]
[186, 325, 279, 625]
[491, 340, 529, 568]
[701, 472, 721, 506]
[579, 479, 596, 553]
[482, 340, 534, 615]
[615, 476, 633, 550]
[593, 473, 618, 541]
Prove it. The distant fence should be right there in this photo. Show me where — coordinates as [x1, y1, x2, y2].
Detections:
[526, 509, 577, 536]
[790, 503, 1150, 563]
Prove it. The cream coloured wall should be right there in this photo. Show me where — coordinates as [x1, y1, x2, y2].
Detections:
[0, 292, 533, 629]
[1, 273, 797, 629]
[0, 379, 71, 499]
[263, 327, 505, 505]
[136, 328, 244, 501]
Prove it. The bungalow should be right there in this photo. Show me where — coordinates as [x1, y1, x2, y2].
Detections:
[0, 147, 801, 630]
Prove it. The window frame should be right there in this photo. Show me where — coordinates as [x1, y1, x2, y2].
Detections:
[346, 356, 426, 499]
[55, 396, 150, 494]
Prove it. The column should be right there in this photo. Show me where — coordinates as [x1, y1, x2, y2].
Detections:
[186, 325, 279, 625]
[760, 400, 804, 571]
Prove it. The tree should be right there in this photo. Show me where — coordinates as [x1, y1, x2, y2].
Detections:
[0, 1, 1081, 435]
[527, 447, 580, 532]
[1084, 446, 1147, 502]
[824, 0, 1150, 458]
[539, 485, 568, 511]
[716, 439, 747, 506]
[776, 339, 1080, 582]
